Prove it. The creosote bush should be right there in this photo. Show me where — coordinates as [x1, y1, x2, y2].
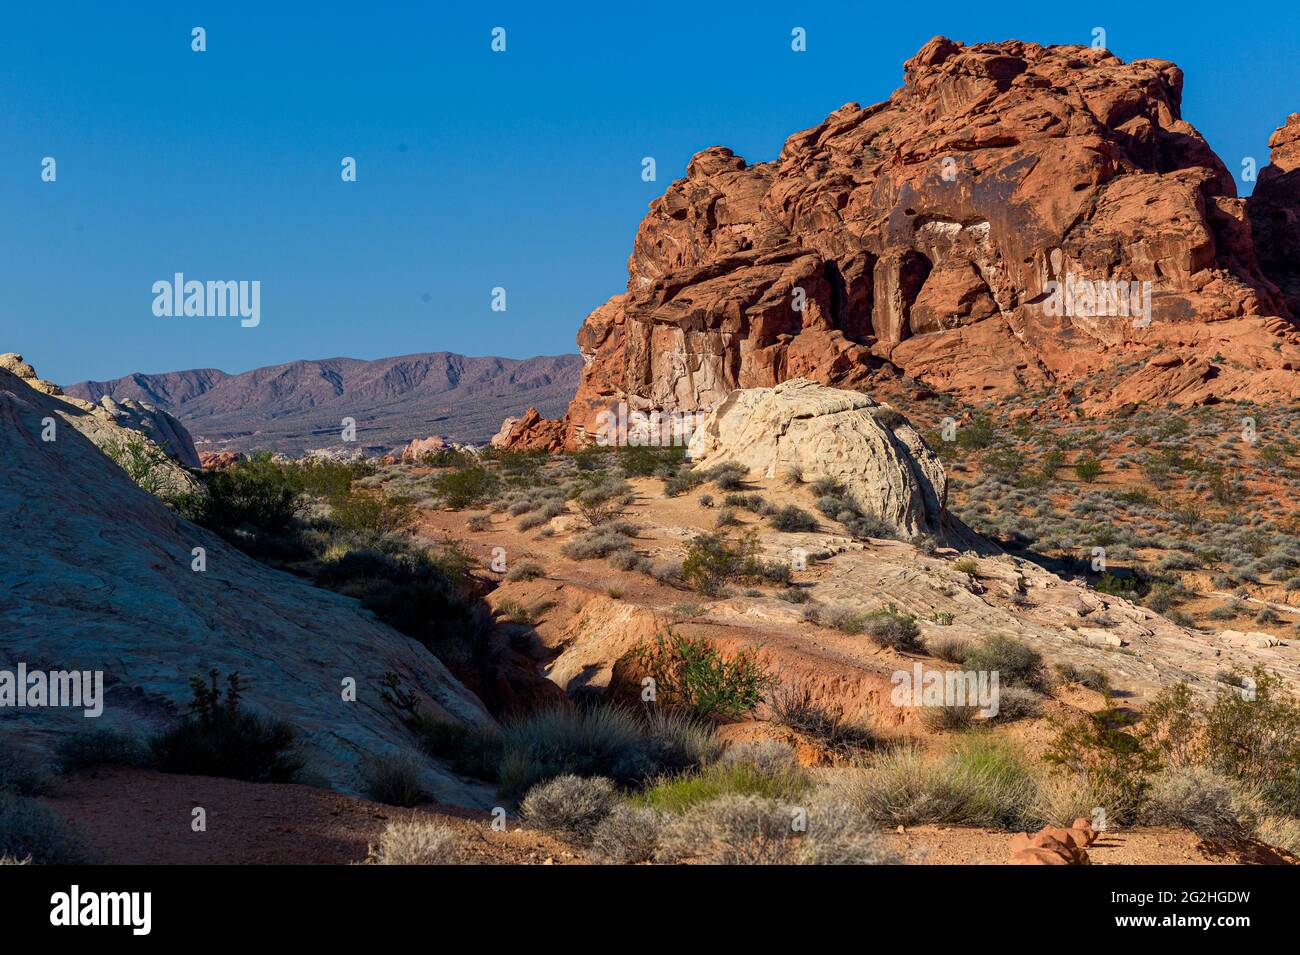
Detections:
[150, 670, 302, 784]
[632, 629, 775, 721]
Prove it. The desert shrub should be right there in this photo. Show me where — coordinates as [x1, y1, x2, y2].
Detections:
[573, 479, 631, 526]
[839, 737, 1039, 829]
[466, 513, 492, 532]
[505, 560, 545, 582]
[953, 557, 979, 576]
[150, 670, 302, 784]
[293, 457, 373, 497]
[723, 493, 767, 512]
[0, 742, 47, 795]
[496, 706, 715, 797]
[769, 683, 877, 755]
[861, 604, 922, 651]
[1043, 702, 1157, 825]
[618, 445, 684, 477]
[926, 635, 973, 664]
[663, 470, 706, 497]
[707, 463, 749, 490]
[329, 490, 416, 536]
[366, 817, 462, 865]
[418, 447, 476, 469]
[1074, 459, 1102, 483]
[632, 629, 775, 721]
[363, 752, 429, 806]
[433, 466, 499, 509]
[520, 775, 618, 834]
[54, 729, 150, 773]
[562, 526, 637, 560]
[406, 715, 502, 781]
[1202, 668, 1300, 810]
[1142, 766, 1257, 840]
[657, 794, 798, 864]
[955, 417, 995, 450]
[918, 704, 979, 731]
[198, 453, 305, 536]
[101, 432, 180, 497]
[1054, 662, 1111, 693]
[0, 793, 88, 864]
[607, 549, 647, 573]
[714, 507, 740, 528]
[990, 686, 1044, 723]
[314, 541, 482, 646]
[680, 533, 748, 596]
[768, 505, 818, 533]
[637, 744, 808, 815]
[963, 635, 1047, 691]
[775, 586, 810, 604]
[590, 804, 665, 863]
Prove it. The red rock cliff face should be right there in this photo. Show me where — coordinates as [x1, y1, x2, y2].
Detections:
[561, 36, 1300, 446]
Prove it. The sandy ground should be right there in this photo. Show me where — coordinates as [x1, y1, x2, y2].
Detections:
[39, 768, 581, 865]
[40, 768, 1293, 865]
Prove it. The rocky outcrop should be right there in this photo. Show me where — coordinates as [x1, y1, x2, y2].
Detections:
[400, 435, 447, 464]
[557, 37, 1300, 445]
[198, 449, 247, 470]
[1250, 113, 1300, 317]
[0, 366, 495, 803]
[492, 406, 566, 453]
[1009, 820, 1097, 864]
[3, 353, 200, 492]
[687, 380, 953, 540]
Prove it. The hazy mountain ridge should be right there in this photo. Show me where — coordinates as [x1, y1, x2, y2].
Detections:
[67, 351, 584, 455]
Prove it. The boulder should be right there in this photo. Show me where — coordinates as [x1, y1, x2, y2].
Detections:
[198, 449, 247, 470]
[686, 379, 954, 540]
[492, 406, 565, 453]
[1009, 819, 1096, 864]
[401, 434, 447, 464]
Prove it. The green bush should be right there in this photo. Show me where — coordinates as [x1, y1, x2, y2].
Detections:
[1043, 702, 1157, 825]
[433, 466, 500, 509]
[861, 604, 922, 652]
[55, 729, 150, 773]
[520, 775, 618, 833]
[633, 629, 775, 721]
[362, 752, 428, 806]
[963, 635, 1047, 691]
[150, 670, 303, 784]
[496, 705, 716, 797]
[768, 505, 819, 533]
[198, 453, 305, 536]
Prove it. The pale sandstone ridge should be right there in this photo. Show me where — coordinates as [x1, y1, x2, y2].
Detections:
[0, 366, 495, 803]
[527, 36, 1300, 448]
[2, 352, 200, 492]
[687, 380, 949, 540]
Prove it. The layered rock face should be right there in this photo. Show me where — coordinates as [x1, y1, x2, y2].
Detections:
[562, 37, 1300, 444]
[686, 380, 951, 540]
[0, 367, 495, 803]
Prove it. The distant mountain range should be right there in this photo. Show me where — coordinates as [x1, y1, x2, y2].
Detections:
[67, 352, 584, 455]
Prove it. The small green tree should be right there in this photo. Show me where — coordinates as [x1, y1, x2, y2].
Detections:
[634, 629, 776, 721]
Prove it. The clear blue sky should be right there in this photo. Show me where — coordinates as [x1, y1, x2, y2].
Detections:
[2, 1, 1297, 385]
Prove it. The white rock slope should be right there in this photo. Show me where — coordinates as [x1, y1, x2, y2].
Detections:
[0, 367, 494, 804]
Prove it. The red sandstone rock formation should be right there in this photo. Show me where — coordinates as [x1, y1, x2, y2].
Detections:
[198, 450, 247, 470]
[1251, 113, 1300, 317]
[554, 37, 1299, 446]
[493, 406, 565, 453]
[1009, 819, 1098, 864]
[400, 434, 447, 464]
